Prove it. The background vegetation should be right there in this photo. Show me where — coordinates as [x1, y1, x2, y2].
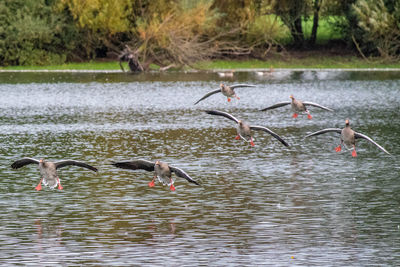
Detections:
[1, 0, 399, 68]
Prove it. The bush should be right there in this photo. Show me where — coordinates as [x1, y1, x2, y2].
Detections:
[353, 0, 400, 59]
[0, 0, 79, 66]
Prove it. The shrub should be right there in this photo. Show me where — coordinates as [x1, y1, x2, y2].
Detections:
[0, 0, 79, 66]
[353, 0, 400, 59]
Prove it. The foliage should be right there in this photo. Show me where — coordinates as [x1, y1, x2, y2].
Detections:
[0, 0, 79, 66]
[131, 1, 221, 68]
[353, 0, 400, 59]
[1, 0, 399, 67]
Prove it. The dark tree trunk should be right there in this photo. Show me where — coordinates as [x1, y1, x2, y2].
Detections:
[309, 0, 322, 46]
[293, 17, 304, 46]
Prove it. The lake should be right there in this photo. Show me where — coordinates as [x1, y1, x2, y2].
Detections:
[0, 70, 399, 265]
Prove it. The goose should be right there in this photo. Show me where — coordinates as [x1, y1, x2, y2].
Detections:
[205, 110, 289, 147]
[194, 83, 256, 105]
[304, 119, 390, 157]
[255, 66, 274, 76]
[11, 158, 98, 190]
[217, 70, 235, 77]
[112, 160, 199, 191]
[261, 94, 333, 119]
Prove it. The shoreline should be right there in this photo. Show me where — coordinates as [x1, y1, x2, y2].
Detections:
[1, 68, 400, 73]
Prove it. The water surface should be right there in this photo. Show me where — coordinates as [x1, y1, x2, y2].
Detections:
[0, 71, 399, 266]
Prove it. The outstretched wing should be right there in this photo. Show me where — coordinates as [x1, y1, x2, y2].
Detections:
[170, 166, 200, 185]
[229, 84, 256, 89]
[250, 126, 289, 147]
[260, 101, 291, 111]
[302, 101, 334, 112]
[55, 160, 98, 172]
[205, 110, 239, 123]
[354, 132, 391, 155]
[194, 89, 221, 105]
[304, 128, 342, 138]
[11, 158, 40, 169]
[112, 159, 155, 172]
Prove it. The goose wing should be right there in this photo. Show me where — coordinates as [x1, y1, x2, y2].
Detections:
[194, 89, 221, 105]
[55, 160, 98, 172]
[354, 132, 391, 155]
[304, 128, 342, 138]
[170, 166, 200, 185]
[205, 110, 239, 124]
[302, 101, 334, 112]
[260, 101, 291, 111]
[229, 84, 256, 89]
[11, 158, 40, 169]
[250, 126, 289, 147]
[112, 159, 155, 172]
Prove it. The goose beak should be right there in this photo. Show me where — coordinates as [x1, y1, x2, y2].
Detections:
[289, 95, 294, 99]
[345, 119, 349, 124]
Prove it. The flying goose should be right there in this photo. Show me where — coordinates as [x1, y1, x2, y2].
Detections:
[112, 159, 199, 191]
[261, 94, 333, 119]
[205, 110, 289, 147]
[304, 119, 390, 157]
[11, 158, 98, 190]
[194, 83, 256, 105]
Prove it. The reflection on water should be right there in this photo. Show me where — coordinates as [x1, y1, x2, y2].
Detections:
[0, 71, 399, 265]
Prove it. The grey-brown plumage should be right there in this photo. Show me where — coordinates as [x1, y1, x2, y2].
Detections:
[205, 110, 289, 147]
[261, 95, 333, 119]
[304, 119, 390, 157]
[194, 83, 255, 105]
[112, 160, 199, 191]
[11, 158, 98, 190]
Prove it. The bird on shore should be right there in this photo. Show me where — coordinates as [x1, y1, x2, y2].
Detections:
[194, 83, 256, 105]
[205, 110, 289, 147]
[11, 158, 98, 191]
[112, 159, 199, 191]
[260, 94, 333, 119]
[304, 119, 390, 157]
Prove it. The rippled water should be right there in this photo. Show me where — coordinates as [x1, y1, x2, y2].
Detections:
[0, 71, 399, 266]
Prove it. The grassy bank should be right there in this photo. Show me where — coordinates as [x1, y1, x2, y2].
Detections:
[1, 55, 400, 71]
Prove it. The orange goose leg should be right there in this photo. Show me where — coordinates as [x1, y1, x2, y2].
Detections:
[292, 113, 298, 118]
[148, 177, 155, 187]
[57, 178, 63, 190]
[352, 145, 357, 157]
[227, 98, 231, 102]
[169, 178, 176, 191]
[335, 145, 342, 152]
[235, 135, 241, 140]
[35, 178, 43, 191]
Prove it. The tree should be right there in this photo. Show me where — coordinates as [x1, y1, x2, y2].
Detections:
[353, 0, 400, 59]
[267, 0, 307, 47]
[0, 0, 80, 66]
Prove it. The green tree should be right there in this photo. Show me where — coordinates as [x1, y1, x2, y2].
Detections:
[353, 0, 400, 59]
[0, 0, 79, 66]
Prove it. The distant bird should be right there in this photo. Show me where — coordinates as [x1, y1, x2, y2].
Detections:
[261, 94, 333, 119]
[11, 158, 98, 191]
[112, 159, 199, 191]
[205, 110, 289, 147]
[255, 66, 274, 76]
[304, 119, 390, 157]
[217, 70, 235, 77]
[194, 83, 256, 105]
